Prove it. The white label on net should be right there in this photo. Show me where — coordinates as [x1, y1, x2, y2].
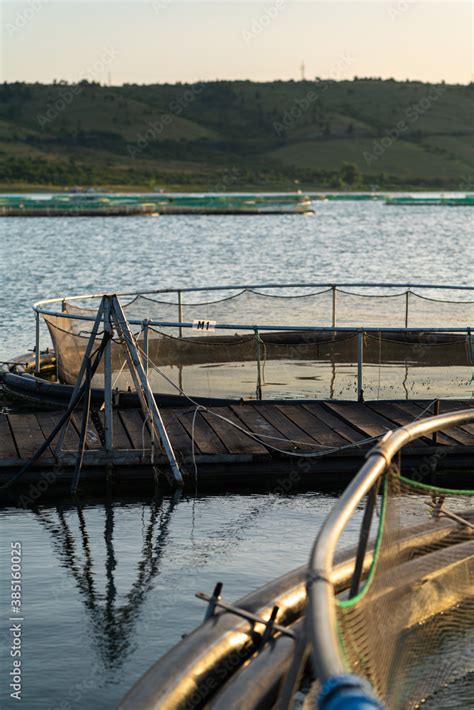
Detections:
[192, 319, 217, 332]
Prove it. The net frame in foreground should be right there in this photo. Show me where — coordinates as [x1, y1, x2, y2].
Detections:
[306, 408, 474, 709]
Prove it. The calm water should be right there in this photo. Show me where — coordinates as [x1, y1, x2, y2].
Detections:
[0, 201, 473, 708]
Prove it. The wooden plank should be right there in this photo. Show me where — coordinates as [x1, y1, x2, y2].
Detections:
[302, 403, 364, 445]
[160, 409, 193, 454]
[7, 413, 51, 459]
[324, 402, 394, 440]
[0, 414, 19, 459]
[393, 401, 467, 446]
[277, 404, 348, 448]
[438, 401, 474, 437]
[118, 409, 150, 450]
[175, 408, 228, 455]
[366, 402, 427, 446]
[97, 411, 131, 450]
[202, 407, 268, 456]
[256, 404, 317, 450]
[230, 404, 297, 452]
[35, 412, 80, 451]
[70, 413, 102, 450]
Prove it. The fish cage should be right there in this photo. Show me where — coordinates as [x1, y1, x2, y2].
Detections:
[31, 282, 474, 403]
[118, 408, 474, 709]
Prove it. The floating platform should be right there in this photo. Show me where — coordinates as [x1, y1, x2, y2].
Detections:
[1, 399, 473, 493]
[0, 193, 315, 217]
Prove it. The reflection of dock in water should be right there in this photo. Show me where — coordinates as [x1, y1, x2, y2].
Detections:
[32, 493, 180, 668]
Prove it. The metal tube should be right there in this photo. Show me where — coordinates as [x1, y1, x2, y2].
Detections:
[35, 310, 41, 374]
[29, 309, 474, 335]
[33, 281, 474, 312]
[357, 331, 364, 402]
[307, 408, 474, 684]
[255, 329, 263, 400]
[111, 297, 184, 487]
[143, 320, 149, 378]
[405, 290, 410, 328]
[103, 298, 113, 455]
[332, 286, 337, 328]
[178, 291, 183, 339]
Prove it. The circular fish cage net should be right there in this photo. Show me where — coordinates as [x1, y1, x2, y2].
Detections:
[336, 473, 474, 709]
[41, 286, 474, 399]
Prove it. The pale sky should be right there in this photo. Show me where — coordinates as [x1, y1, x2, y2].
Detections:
[1, 1, 472, 85]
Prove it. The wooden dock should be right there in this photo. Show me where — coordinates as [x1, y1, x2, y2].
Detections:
[1, 399, 473, 493]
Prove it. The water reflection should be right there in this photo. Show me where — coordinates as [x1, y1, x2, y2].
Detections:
[31, 493, 181, 669]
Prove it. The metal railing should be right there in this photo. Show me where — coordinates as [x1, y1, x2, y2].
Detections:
[32, 283, 474, 399]
[306, 407, 474, 684]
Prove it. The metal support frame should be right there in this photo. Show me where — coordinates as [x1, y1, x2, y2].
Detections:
[255, 328, 263, 400]
[357, 331, 364, 402]
[405, 289, 410, 328]
[35, 310, 41, 373]
[177, 290, 183, 338]
[103, 299, 113, 455]
[109, 296, 184, 487]
[142, 319, 150, 378]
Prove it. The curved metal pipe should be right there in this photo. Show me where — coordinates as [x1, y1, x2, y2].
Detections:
[307, 408, 474, 684]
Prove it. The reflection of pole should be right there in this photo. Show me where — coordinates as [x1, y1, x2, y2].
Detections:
[357, 331, 364, 402]
[330, 358, 336, 400]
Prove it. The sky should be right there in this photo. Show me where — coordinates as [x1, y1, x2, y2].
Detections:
[1, 1, 472, 85]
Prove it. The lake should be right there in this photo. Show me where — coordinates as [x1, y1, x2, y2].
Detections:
[0, 199, 472, 707]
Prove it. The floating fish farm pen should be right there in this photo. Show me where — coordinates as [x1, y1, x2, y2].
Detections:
[1, 282, 473, 494]
[0, 192, 315, 216]
[385, 194, 474, 206]
[118, 408, 474, 709]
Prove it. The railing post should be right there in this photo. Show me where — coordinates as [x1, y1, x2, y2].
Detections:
[331, 286, 337, 328]
[103, 297, 113, 455]
[405, 289, 410, 328]
[178, 290, 183, 338]
[35, 310, 41, 373]
[255, 328, 263, 400]
[357, 331, 364, 402]
[143, 319, 149, 378]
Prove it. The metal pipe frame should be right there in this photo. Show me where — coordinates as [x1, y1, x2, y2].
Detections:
[306, 407, 474, 684]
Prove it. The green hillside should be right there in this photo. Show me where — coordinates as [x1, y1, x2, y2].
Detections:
[1, 79, 473, 190]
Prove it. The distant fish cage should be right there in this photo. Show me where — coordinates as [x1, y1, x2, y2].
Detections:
[0, 192, 315, 216]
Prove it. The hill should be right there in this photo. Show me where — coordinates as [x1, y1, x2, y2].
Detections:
[1, 79, 473, 190]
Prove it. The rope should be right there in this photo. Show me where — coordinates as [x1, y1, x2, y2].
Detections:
[136, 344, 387, 458]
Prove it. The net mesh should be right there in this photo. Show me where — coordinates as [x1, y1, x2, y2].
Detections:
[42, 287, 474, 399]
[336, 473, 474, 709]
